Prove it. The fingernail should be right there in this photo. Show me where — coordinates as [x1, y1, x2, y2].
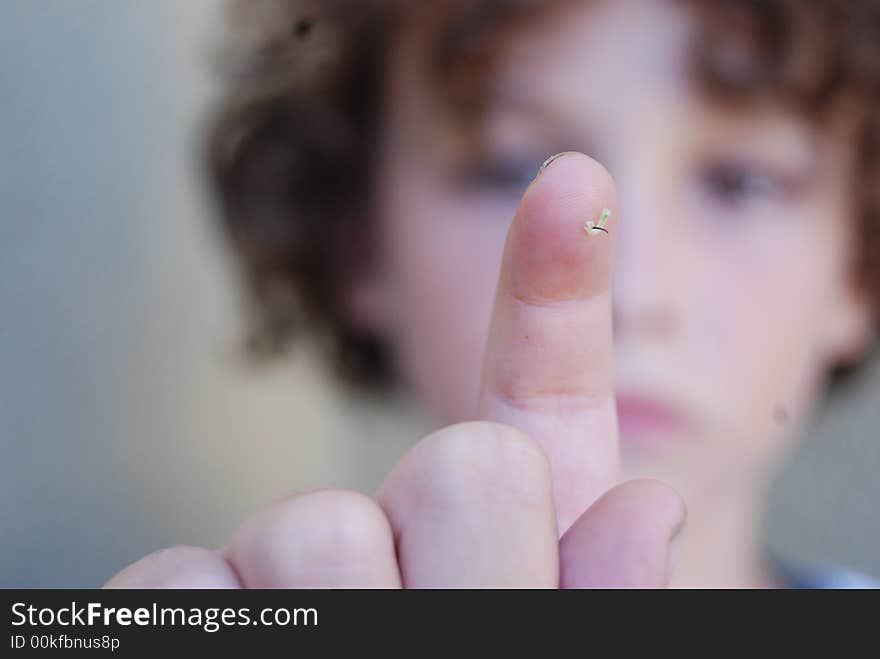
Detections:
[537, 152, 576, 177]
[665, 518, 686, 586]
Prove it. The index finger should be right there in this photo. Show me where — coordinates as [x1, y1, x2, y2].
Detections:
[477, 152, 620, 534]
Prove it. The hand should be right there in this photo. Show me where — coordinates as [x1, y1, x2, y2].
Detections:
[105, 153, 685, 589]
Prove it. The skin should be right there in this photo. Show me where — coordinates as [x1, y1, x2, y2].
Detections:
[108, 0, 872, 588]
[108, 155, 685, 589]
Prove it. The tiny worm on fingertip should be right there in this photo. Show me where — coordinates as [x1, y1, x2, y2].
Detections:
[585, 208, 612, 236]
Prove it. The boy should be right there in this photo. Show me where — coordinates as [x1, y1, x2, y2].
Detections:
[108, 0, 879, 587]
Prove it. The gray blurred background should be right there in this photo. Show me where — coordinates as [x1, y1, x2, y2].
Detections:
[1, 0, 878, 588]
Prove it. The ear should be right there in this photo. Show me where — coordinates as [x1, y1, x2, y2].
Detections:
[822, 282, 876, 369]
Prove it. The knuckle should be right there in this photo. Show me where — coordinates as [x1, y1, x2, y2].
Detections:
[417, 421, 551, 503]
[153, 545, 213, 562]
[105, 546, 233, 589]
[261, 490, 392, 563]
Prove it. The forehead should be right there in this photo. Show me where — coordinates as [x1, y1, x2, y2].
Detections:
[385, 0, 698, 119]
[382, 0, 851, 170]
[487, 0, 696, 123]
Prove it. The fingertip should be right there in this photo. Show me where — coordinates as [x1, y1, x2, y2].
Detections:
[506, 152, 618, 304]
[614, 479, 687, 529]
[532, 151, 617, 202]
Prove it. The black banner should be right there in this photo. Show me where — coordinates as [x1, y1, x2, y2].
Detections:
[1, 589, 870, 653]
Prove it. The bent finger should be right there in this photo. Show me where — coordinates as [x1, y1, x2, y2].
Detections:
[104, 546, 241, 589]
[559, 479, 686, 588]
[377, 421, 558, 588]
[225, 490, 401, 589]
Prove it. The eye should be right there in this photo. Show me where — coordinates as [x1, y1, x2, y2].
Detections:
[457, 155, 537, 196]
[699, 161, 784, 208]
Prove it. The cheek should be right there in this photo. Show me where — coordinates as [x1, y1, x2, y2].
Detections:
[379, 177, 515, 423]
[693, 216, 843, 456]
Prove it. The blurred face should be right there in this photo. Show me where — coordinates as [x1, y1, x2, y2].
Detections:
[356, 0, 872, 504]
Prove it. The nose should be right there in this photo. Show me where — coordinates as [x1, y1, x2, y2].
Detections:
[611, 176, 685, 341]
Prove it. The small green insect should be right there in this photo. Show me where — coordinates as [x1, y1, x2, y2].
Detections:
[585, 208, 612, 236]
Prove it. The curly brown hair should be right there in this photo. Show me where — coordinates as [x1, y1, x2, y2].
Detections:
[206, 0, 880, 390]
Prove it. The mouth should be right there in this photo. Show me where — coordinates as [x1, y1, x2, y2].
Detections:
[614, 392, 689, 446]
